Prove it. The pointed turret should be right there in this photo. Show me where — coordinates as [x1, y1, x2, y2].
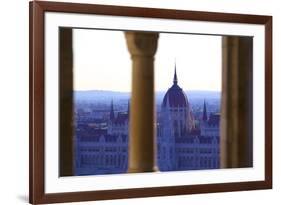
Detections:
[110, 100, 115, 121]
[173, 63, 178, 85]
[202, 100, 208, 121]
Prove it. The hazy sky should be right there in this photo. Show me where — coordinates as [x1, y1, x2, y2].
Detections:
[73, 29, 222, 92]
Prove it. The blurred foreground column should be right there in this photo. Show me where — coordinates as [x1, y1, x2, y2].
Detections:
[59, 28, 74, 176]
[125, 32, 159, 173]
[220, 36, 253, 168]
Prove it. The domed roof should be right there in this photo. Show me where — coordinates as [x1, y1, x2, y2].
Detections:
[162, 67, 189, 108]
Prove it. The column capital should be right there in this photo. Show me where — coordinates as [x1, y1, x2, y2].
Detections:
[125, 32, 159, 57]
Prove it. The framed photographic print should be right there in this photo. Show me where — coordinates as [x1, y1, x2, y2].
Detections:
[29, 1, 272, 204]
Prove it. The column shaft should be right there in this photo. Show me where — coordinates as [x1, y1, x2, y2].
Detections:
[59, 28, 74, 176]
[125, 32, 159, 172]
[220, 36, 253, 168]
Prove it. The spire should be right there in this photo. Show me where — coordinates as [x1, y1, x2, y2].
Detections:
[202, 100, 208, 121]
[110, 100, 115, 121]
[173, 62, 178, 85]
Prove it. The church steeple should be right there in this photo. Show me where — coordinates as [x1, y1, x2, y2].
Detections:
[202, 100, 208, 121]
[110, 100, 115, 121]
[173, 63, 178, 85]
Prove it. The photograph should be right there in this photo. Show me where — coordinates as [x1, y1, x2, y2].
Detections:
[61, 28, 250, 176]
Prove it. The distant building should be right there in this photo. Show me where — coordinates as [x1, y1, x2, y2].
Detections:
[75, 66, 220, 175]
[75, 101, 129, 175]
[157, 66, 220, 171]
[107, 100, 129, 136]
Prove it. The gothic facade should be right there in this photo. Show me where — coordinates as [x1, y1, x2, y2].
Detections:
[157, 68, 220, 171]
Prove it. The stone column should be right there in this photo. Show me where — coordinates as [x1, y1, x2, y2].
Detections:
[59, 28, 74, 176]
[220, 36, 253, 168]
[125, 32, 159, 173]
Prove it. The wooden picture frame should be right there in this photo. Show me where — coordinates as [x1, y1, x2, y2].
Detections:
[29, 1, 272, 204]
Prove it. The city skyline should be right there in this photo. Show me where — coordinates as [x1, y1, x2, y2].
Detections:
[73, 29, 222, 92]
[74, 69, 221, 175]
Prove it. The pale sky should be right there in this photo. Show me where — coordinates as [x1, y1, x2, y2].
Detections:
[73, 29, 222, 92]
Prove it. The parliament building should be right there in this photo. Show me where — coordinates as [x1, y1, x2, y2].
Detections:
[75, 67, 220, 175]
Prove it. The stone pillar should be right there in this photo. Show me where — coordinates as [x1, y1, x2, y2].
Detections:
[59, 28, 74, 176]
[220, 36, 253, 168]
[125, 32, 159, 173]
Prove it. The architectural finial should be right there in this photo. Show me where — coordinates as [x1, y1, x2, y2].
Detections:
[202, 100, 208, 121]
[173, 62, 178, 85]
